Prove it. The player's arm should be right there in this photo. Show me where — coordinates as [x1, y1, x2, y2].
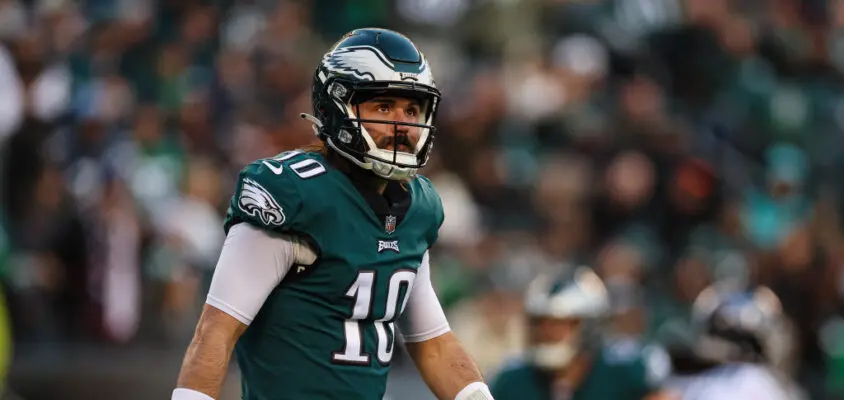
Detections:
[174, 305, 245, 400]
[173, 223, 310, 399]
[398, 251, 493, 400]
[643, 392, 681, 400]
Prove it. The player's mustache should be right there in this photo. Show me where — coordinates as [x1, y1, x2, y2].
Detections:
[377, 134, 413, 150]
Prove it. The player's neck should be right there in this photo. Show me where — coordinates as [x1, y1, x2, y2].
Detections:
[552, 355, 591, 389]
[358, 174, 388, 195]
[326, 151, 388, 195]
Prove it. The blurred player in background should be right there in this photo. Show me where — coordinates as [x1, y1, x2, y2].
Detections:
[0, 284, 11, 396]
[172, 28, 492, 400]
[661, 284, 804, 399]
[489, 267, 675, 400]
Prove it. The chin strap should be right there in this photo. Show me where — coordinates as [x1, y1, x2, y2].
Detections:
[299, 113, 323, 137]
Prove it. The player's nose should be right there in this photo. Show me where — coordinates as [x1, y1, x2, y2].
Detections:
[391, 113, 412, 133]
[392, 120, 411, 135]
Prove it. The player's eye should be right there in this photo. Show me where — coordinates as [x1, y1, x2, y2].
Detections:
[406, 107, 420, 117]
[376, 103, 391, 113]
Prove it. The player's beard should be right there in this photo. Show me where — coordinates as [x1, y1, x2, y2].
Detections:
[529, 341, 579, 370]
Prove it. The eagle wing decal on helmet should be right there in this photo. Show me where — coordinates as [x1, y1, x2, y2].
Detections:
[323, 46, 396, 82]
[238, 178, 286, 226]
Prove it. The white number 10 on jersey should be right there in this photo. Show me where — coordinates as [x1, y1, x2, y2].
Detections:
[332, 270, 416, 365]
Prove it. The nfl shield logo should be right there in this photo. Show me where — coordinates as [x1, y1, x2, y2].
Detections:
[384, 215, 397, 234]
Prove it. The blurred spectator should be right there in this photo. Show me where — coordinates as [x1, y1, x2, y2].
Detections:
[3, 1, 844, 399]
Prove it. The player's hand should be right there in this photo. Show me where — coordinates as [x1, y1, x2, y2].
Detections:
[643, 390, 681, 400]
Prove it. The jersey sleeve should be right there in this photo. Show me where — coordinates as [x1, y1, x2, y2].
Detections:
[224, 159, 305, 235]
[415, 175, 445, 247]
[731, 366, 792, 400]
[665, 365, 792, 400]
[603, 340, 672, 397]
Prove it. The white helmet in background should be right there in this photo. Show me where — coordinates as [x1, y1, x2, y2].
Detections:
[524, 267, 610, 369]
[691, 284, 795, 370]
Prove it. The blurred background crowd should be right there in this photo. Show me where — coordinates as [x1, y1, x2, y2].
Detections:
[2, 0, 844, 398]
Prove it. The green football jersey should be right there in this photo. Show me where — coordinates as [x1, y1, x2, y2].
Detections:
[489, 340, 671, 400]
[223, 150, 444, 400]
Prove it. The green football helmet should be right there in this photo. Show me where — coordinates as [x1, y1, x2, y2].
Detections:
[301, 28, 441, 181]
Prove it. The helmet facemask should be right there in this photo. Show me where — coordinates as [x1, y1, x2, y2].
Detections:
[316, 77, 440, 181]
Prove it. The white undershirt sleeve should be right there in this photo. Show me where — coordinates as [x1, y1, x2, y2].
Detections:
[398, 251, 451, 343]
[205, 223, 296, 325]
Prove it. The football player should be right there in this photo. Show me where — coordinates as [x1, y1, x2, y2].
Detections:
[661, 284, 803, 399]
[172, 28, 492, 400]
[489, 267, 674, 400]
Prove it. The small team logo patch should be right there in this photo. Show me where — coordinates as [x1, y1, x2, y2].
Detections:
[384, 215, 397, 234]
[378, 240, 400, 253]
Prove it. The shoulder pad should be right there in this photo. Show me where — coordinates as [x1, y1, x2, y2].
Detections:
[496, 356, 530, 374]
[412, 174, 444, 243]
[603, 339, 672, 388]
[604, 338, 644, 365]
[489, 357, 533, 388]
[225, 151, 328, 234]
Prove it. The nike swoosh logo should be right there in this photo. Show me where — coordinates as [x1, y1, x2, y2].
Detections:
[262, 160, 284, 175]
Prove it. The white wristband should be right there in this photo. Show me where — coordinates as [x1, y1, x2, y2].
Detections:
[172, 388, 215, 400]
[454, 381, 494, 400]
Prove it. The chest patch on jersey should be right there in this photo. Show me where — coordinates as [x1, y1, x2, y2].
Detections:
[384, 215, 397, 234]
[238, 178, 286, 226]
[377, 240, 400, 253]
